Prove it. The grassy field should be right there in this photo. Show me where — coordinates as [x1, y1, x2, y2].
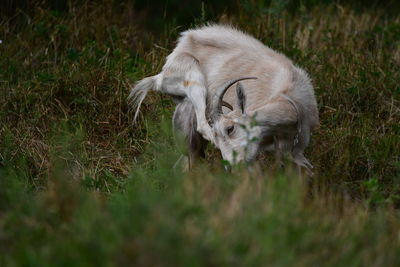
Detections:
[1, 0, 400, 265]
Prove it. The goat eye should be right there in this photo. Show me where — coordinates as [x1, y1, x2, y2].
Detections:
[226, 125, 234, 136]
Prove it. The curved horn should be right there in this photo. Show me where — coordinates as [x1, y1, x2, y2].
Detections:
[210, 77, 257, 123]
[221, 100, 233, 111]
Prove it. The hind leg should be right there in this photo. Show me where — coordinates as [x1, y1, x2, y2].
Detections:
[161, 53, 214, 142]
[173, 99, 208, 170]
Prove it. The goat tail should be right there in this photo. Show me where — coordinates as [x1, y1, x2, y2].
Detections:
[128, 75, 158, 123]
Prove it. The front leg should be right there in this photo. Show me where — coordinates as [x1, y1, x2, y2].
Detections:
[273, 136, 284, 169]
[292, 153, 314, 176]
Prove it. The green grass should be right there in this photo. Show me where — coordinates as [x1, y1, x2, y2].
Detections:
[1, 0, 400, 265]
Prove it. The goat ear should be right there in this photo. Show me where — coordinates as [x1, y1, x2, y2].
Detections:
[236, 82, 246, 114]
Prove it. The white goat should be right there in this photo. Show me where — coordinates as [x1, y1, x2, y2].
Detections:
[130, 25, 319, 171]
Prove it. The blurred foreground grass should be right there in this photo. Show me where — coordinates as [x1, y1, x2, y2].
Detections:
[1, 121, 400, 265]
[1, 0, 400, 265]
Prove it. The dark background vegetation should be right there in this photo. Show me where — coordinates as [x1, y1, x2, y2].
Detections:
[2, 0, 400, 29]
[1, 0, 400, 265]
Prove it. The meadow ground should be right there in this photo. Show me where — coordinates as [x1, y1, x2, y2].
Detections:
[1, 0, 400, 265]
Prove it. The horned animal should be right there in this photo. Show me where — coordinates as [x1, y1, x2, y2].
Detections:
[130, 25, 319, 172]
